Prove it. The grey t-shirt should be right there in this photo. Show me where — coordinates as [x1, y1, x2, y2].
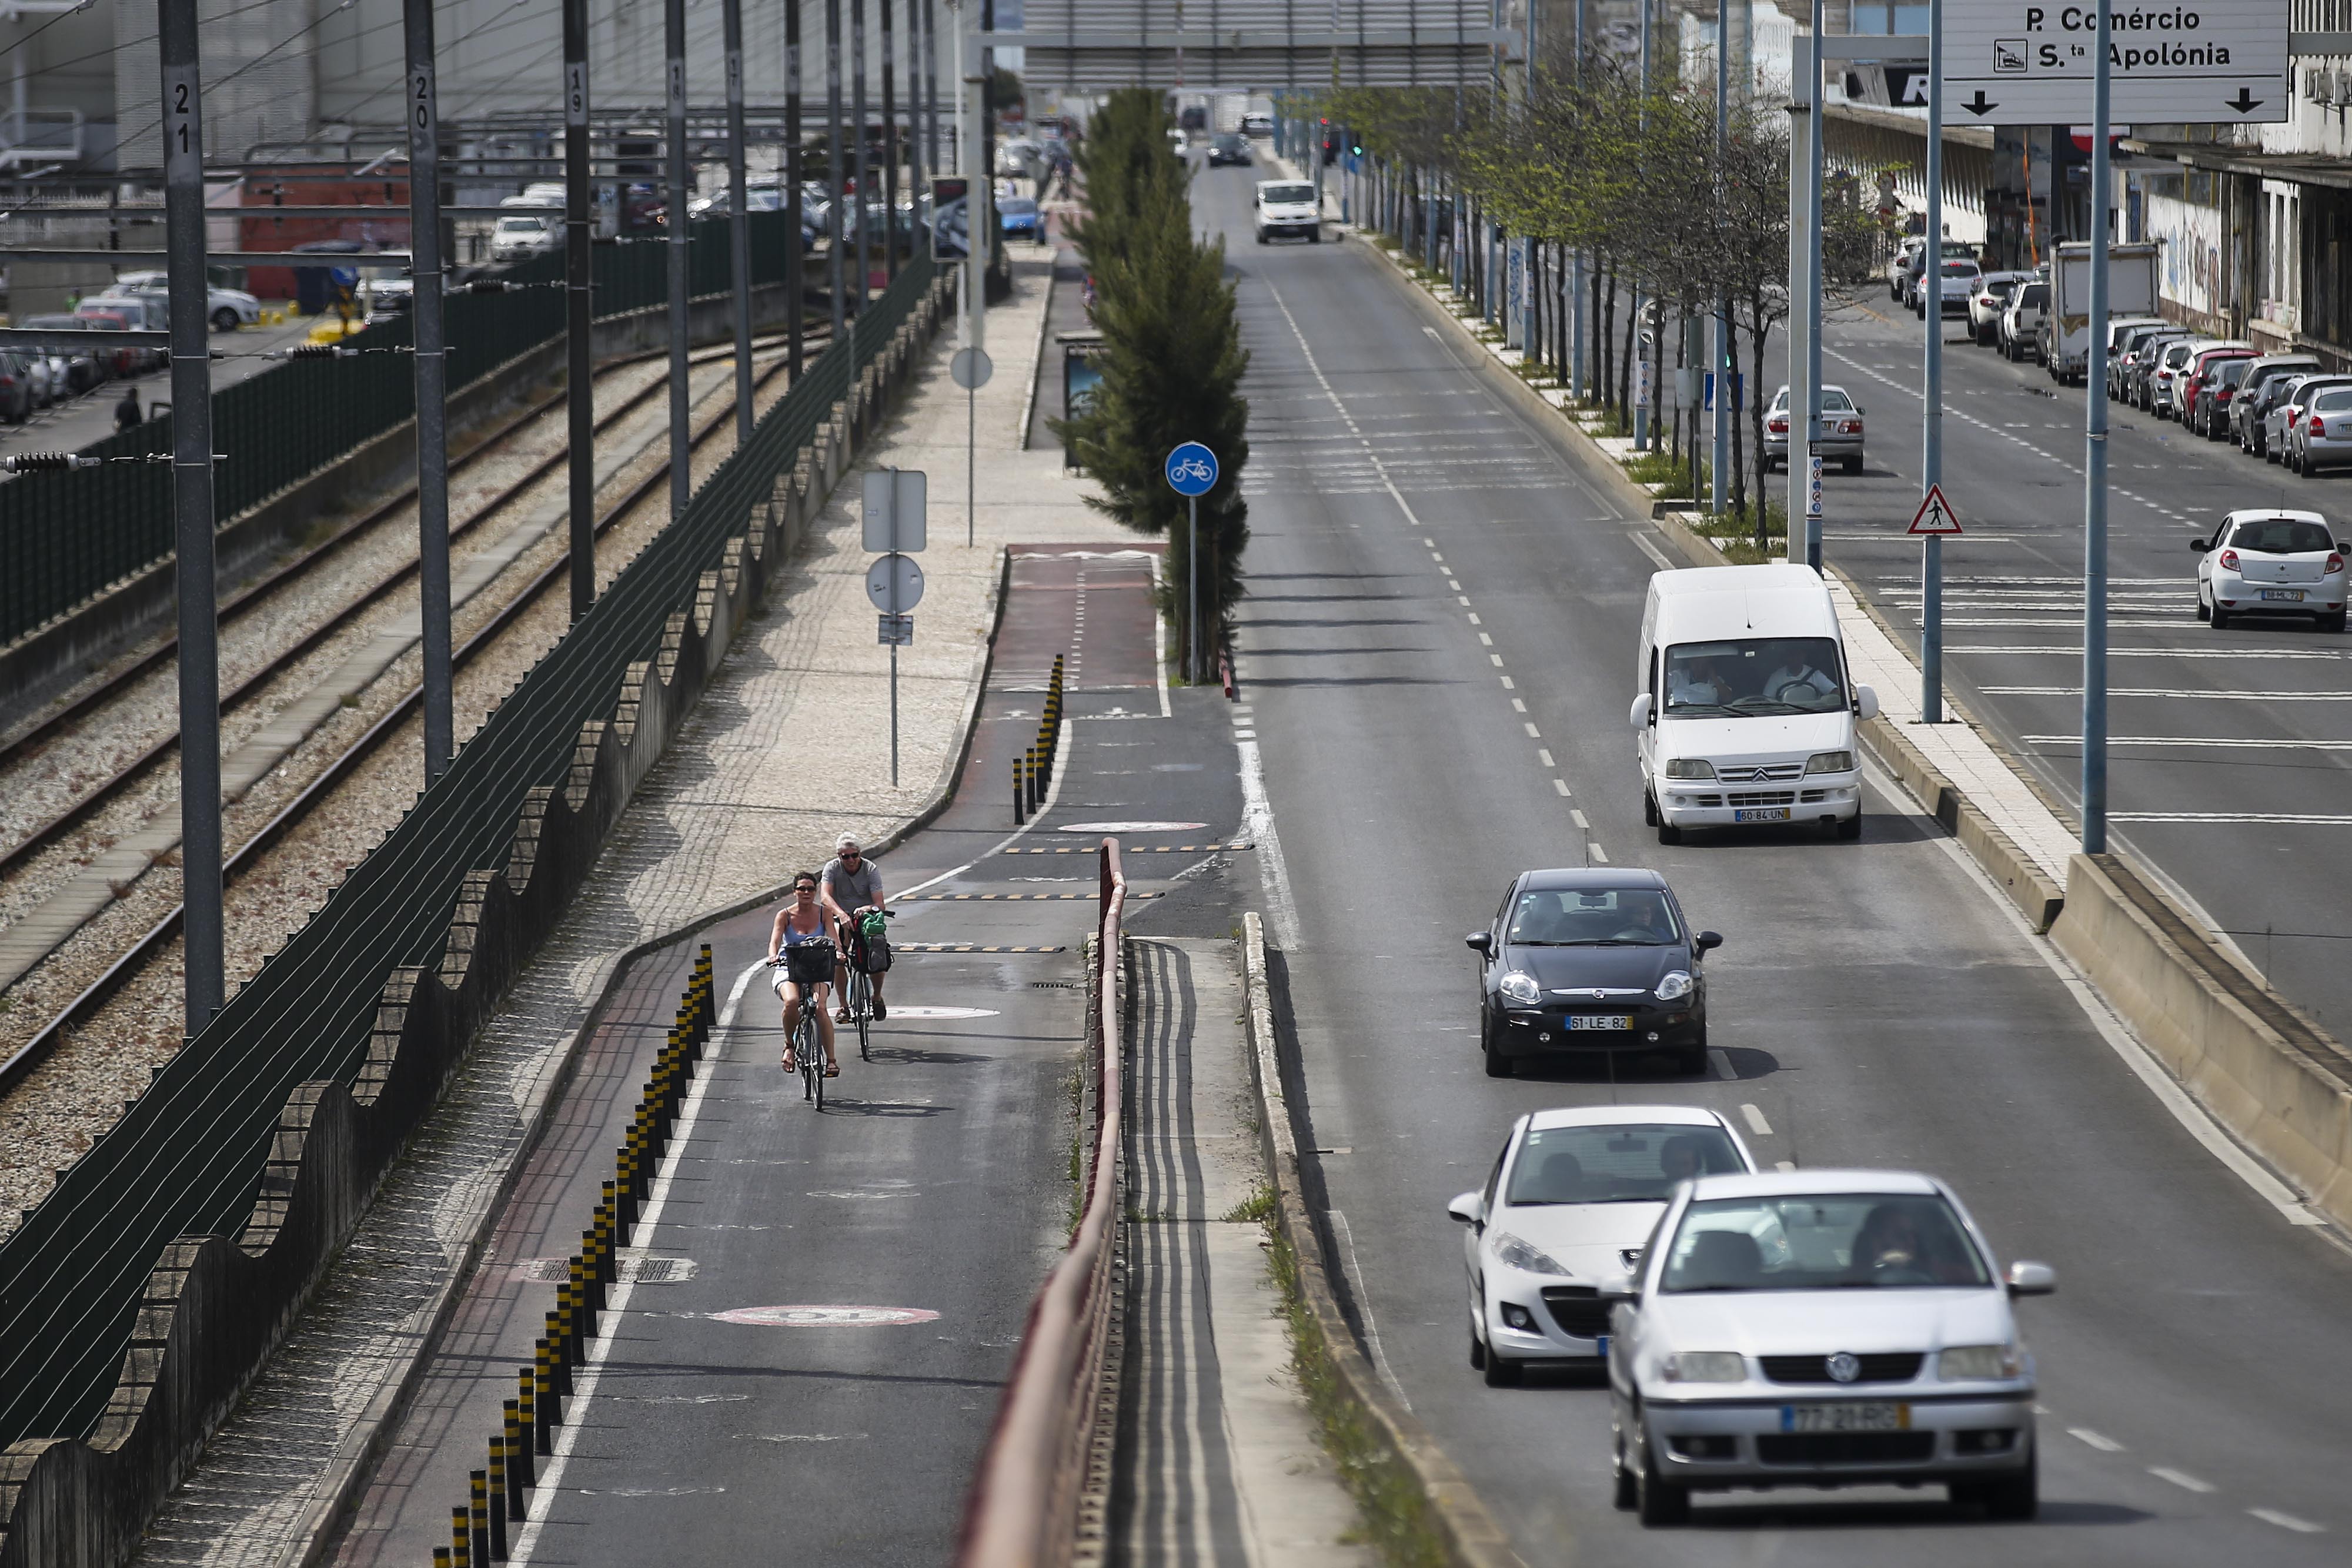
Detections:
[821, 855, 883, 914]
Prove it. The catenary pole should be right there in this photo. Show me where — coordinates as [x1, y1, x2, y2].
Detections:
[158, 0, 222, 1032]
[2083, 0, 2113, 852]
[1635, 0, 1650, 450]
[1923, 0, 1947, 720]
[402, 0, 452, 780]
[883, 0, 898, 281]
[724, 0, 754, 447]
[563, 0, 595, 617]
[1571, 0, 1585, 400]
[1785, 31, 1813, 556]
[853, 0, 870, 313]
[1805, 0, 1826, 570]
[665, 0, 690, 523]
[787, 0, 804, 380]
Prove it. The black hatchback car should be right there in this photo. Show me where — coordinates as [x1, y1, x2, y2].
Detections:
[1466, 869, 1720, 1078]
[1207, 132, 1253, 167]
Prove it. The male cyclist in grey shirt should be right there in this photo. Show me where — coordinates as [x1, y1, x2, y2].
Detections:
[820, 833, 888, 1022]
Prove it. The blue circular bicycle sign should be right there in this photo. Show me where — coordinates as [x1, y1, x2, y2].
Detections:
[1164, 442, 1218, 496]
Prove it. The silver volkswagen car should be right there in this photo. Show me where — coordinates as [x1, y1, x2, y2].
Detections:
[1604, 1169, 2053, 1526]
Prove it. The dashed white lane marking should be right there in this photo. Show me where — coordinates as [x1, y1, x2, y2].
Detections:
[2149, 1467, 2216, 1494]
[1466, 611, 1482, 625]
[1499, 675, 1515, 690]
[1554, 779, 1572, 797]
[1773, 1159, 1796, 1171]
[1448, 578, 1463, 590]
[1522, 721, 1540, 738]
[1490, 654, 1505, 667]
[2249, 1508, 2326, 1534]
[1512, 698, 1528, 713]
[1537, 748, 1553, 765]
[2070, 1427, 2127, 1453]
[1570, 810, 1590, 828]
[1478, 632, 1494, 647]
[1739, 1103, 1774, 1136]
[1458, 594, 1473, 607]
[1588, 845, 1609, 863]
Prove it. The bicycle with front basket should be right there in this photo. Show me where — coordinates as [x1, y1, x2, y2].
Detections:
[770, 944, 834, 1109]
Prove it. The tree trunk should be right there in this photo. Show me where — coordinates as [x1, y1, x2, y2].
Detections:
[1748, 318, 1775, 548]
[1601, 260, 1619, 414]
[1528, 240, 1544, 369]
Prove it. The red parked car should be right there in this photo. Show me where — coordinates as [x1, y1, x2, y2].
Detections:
[2177, 344, 2254, 429]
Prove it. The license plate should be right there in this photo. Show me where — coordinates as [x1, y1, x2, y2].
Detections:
[1782, 1402, 1909, 1433]
[2261, 589, 2306, 601]
[1566, 1014, 1632, 1031]
[1734, 807, 1790, 823]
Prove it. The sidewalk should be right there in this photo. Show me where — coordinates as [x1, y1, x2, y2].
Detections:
[127, 250, 1130, 1567]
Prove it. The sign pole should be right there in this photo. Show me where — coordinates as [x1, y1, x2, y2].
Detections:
[1923, 0, 1946, 723]
[1712, 0, 1730, 516]
[2084, 0, 2113, 853]
[1188, 493, 1199, 684]
[968, 373, 975, 546]
[1805, 0, 1826, 571]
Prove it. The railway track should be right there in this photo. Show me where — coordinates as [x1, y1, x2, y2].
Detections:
[0, 338, 812, 1096]
[0, 328, 824, 880]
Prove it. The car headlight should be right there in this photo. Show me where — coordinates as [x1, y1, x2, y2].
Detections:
[1664, 758, 1716, 780]
[1655, 970, 1693, 1002]
[1491, 1231, 1573, 1276]
[1662, 1351, 1747, 1383]
[1496, 970, 1543, 1007]
[1938, 1343, 2024, 1380]
[1805, 750, 1856, 774]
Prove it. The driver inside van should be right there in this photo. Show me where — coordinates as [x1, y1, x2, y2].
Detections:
[1762, 643, 1840, 703]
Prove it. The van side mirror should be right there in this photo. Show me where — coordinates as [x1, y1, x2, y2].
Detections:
[1853, 684, 1880, 722]
[1465, 932, 1493, 957]
[1630, 693, 1654, 730]
[1694, 931, 1724, 954]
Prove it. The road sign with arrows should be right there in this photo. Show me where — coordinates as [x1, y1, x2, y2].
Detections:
[1941, 0, 2287, 125]
[1909, 484, 1963, 537]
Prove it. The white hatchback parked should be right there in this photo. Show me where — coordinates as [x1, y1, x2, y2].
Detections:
[1449, 1106, 1755, 1386]
[2194, 510, 2349, 632]
[1603, 1169, 2054, 1526]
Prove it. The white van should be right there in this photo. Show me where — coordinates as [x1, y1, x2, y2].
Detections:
[1629, 565, 1879, 843]
[1254, 180, 1321, 244]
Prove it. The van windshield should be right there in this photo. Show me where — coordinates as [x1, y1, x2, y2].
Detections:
[1664, 637, 1847, 717]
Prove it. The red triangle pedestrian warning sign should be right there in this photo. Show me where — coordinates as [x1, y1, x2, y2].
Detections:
[1909, 484, 1963, 536]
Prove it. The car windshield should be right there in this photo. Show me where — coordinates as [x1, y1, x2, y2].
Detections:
[1505, 885, 1682, 947]
[1663, 636, 1847, 716]
[1506, 1124, 1747, 1206]
[497, 216, 547, 233]
[999, 197, 1038, 216]
[2231, 517, 2336, 553]
[1261, 183, 1314, 204]
[20, 316, 82, 329]
[1662, 1193, 1992, 1292]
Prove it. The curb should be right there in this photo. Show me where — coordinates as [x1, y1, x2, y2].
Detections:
[1017, 248, 1058, 452]
[1237, 914, 1528, 1568]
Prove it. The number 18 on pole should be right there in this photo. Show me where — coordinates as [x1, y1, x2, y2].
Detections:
[1165, 442, 1218, 683]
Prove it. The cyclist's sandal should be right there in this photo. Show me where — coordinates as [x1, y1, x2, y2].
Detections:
[824, 1062, 840, 1077]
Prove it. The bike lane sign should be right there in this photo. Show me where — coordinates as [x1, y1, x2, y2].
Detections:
[1165, 442, 1218, 496]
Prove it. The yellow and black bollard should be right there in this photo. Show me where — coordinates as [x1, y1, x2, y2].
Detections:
[1013, 754, 1026, 823]
[486, 1446, 509, 1559]
[451, 1506, 470, 1568]
[469, 1472, 490, 1565]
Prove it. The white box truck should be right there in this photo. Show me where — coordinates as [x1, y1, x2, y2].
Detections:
[2042, 240, 2161, 385]
[1630, 565, 1880, 843]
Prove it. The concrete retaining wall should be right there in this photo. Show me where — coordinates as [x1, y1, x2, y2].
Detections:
[2053, 853, 2352, 1229]
[0, 275, 953, 1568]
[0, 281, 803, 720]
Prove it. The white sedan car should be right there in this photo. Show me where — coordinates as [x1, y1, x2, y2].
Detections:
[106, 271, 260, 331]
[1604, 1169, 2053, 1526]
[1448, 1105, 1755, 1387]
[2194, 510, 2348, 632]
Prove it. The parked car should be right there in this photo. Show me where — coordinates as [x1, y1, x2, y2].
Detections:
[105, 271, 260, 331]
[2177, 344, 2255, 433]
[1997, 281, 2048, 362]
[2127, 329, 2191, 409]
[1763, 383, 1865, 474]
[2109, 321, 2177, 400]
[1449, 1105, 1755, 1385]
[2186, 354, 2255, 439]
[2194, 510, 2348, 630]
[2286, 382, 2352, 480]
[1967, 271, 2033, 346]
[14, 347, 54, 407]
[1899, 240, 1979, 311]
[0, 352, 35, 423]
[1253, 179, 1321, 243]
[489, 213, 559, 263]
[2150, 337, 2228, 420]
[1916, 258, 1982, 319]
[2264, 375, 2352, 464]
[2234, 357, 2324, 455]
[14, 316, 106, 394]
[1206, 132, 1252, 167]
[1603, 1169, 2053, 1526]
[1241, 111, 1275, 136]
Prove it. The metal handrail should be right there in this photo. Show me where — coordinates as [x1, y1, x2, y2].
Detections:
[956, 838, 1126, 1566]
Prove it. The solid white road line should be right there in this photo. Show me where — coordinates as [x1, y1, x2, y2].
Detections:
[508, 959, 756, 1563]
[1238, 738, 1302, 951]
[1329, 1208, 1411, 1413]
[2023, 736, 2352, 752]
[1628, 531, 1674, 571]
[1986, 686, 2352, 701]
[2112, 813, 2352, 825]
[1739, 1103, 1773, 1137]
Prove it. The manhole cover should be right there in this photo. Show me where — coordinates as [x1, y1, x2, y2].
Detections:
[517, 1252, 699, 1284]
[710, 1305, 941, 1328]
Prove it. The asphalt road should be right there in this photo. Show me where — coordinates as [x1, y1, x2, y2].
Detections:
[1193, 159, 2352, 1563]
[1808, 295, 2352, 1045]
